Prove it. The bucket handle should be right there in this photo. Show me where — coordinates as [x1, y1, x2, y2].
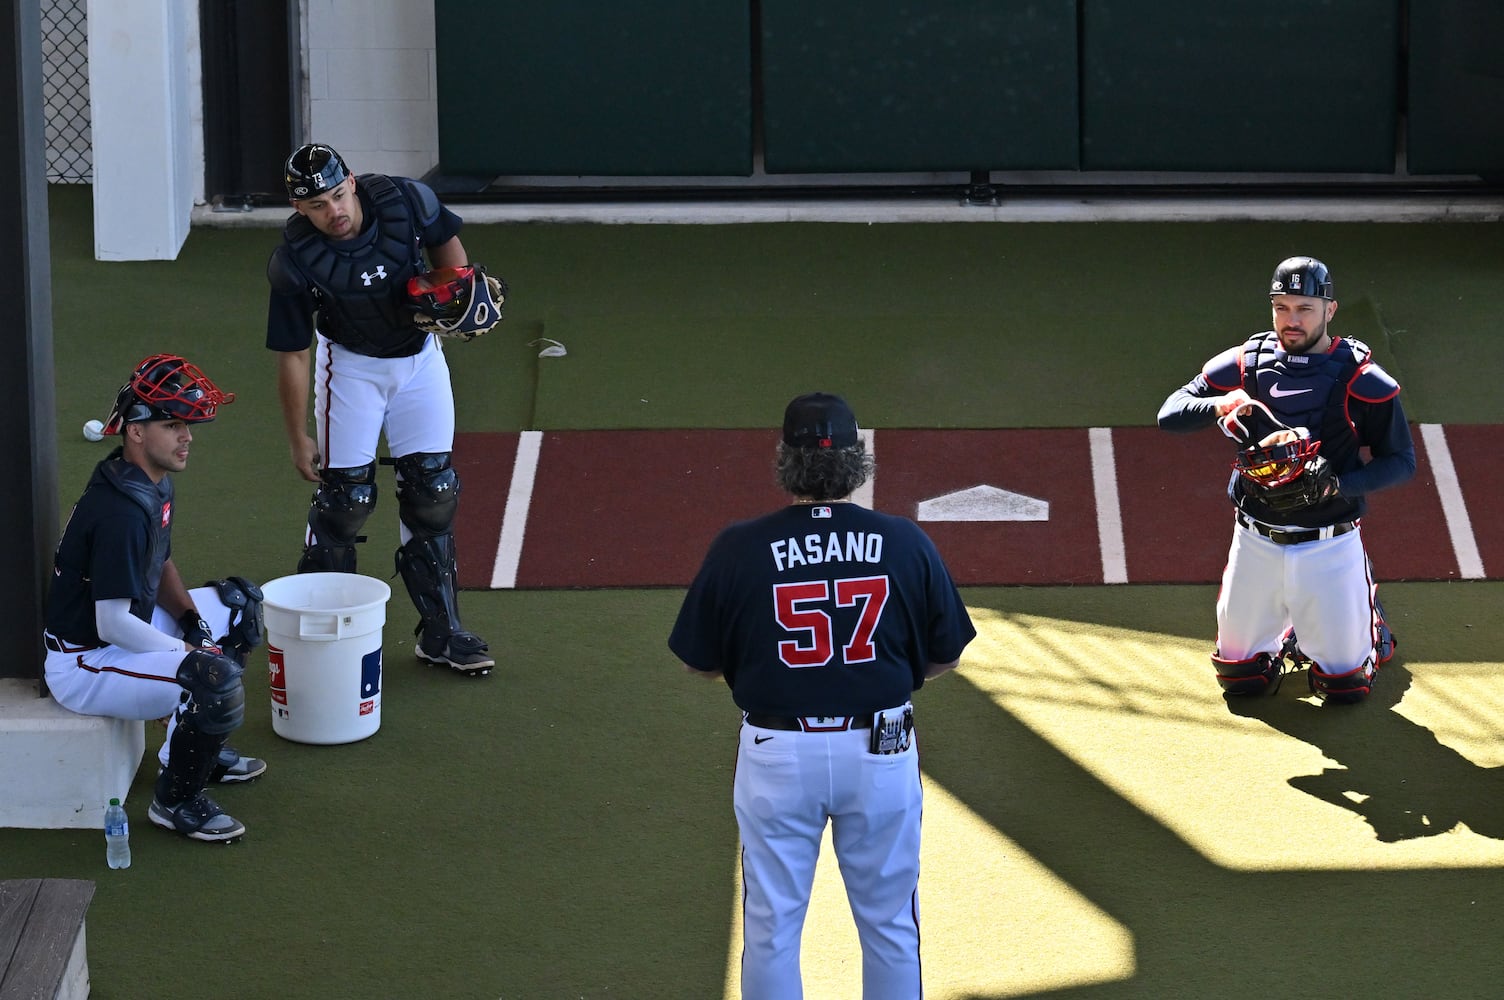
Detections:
[298, 611, 350, 641]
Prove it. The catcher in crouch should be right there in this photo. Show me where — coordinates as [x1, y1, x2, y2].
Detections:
[1157, 256, 1416, 703]
[266, 143, 507, 676]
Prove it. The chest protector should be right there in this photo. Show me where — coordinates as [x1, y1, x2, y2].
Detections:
[282, 174, 427, 358]
[1239, 332, 1366, 474]
[103, 459, 174, 621]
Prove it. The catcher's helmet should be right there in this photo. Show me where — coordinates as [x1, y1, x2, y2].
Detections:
[1270, 256, 1334, 300]
[285, 143, 349, 200]
[103, 354, 234, 435]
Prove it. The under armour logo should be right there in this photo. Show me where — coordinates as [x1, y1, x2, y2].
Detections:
[361, 266, 388, 286]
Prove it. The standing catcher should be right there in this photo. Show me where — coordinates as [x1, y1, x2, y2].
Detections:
[1158, 256, 1416, 702]
[45, 355, 267, 842]
[670, 392, 976, 999]
[266, 143, 506, 676]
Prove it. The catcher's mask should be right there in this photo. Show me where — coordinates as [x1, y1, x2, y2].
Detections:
[1235, 437, 1322, 489]
[103, 354, 234, 435]
[406, 264, 506, 339]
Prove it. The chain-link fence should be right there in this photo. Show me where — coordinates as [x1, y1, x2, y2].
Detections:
[42, 0, 90, 183]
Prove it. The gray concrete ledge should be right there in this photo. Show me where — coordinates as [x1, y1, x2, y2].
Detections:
[194, 193, 1504, 229]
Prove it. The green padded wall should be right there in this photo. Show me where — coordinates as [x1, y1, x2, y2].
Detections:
[1407, 1, 1504, 176]
[434, 2, 752, 176]
[1081, 1, 1400, 172]
[759, 0, 1079, 173]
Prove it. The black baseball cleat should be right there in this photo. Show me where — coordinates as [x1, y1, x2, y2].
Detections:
[158, 747, 267, 784]
[148, 793, 246, 843]
[210, 746, 268, 783]
[417, 629, 495, 676]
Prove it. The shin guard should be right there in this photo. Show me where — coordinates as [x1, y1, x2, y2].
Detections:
[1212, 652, 1282, 695]
[1309, 658, 1377, 704]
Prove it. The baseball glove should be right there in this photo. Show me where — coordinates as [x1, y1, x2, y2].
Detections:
[406, 264, 507, 341]
[1235, 439, 1341, 513]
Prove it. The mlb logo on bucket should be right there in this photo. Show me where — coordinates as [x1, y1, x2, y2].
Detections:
[268, 645, 287, 706]
[359, 648, 382, 716]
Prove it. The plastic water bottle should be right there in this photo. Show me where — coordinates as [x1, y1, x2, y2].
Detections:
[104, 797, 131, 869]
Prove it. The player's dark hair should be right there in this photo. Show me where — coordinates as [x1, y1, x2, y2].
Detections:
[775, 441, 873, 501]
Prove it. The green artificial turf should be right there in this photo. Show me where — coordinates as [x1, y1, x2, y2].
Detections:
[8, 186, 1504, 999]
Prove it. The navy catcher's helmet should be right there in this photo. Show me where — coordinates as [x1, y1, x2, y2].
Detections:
[103, 354, 234, 435]
[1270, 256, 1334, 300]
[285, 143, 349, 200]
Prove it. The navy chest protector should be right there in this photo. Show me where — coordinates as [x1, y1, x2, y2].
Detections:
[283, 174, 427, 358]
[1240, 332, 1365, 458]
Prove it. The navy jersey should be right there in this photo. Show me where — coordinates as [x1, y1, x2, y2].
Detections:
[46, 450, 174, 645]
[669, 502, 976, 716]
[265, 174, 462, 357]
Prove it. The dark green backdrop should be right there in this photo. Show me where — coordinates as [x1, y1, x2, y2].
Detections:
[434, 1, 1504, 178]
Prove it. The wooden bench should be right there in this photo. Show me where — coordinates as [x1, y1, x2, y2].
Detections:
[0, 880, 94, 1000]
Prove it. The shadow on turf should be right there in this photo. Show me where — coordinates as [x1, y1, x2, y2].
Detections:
[1224, 659, 1504, 842]
[923, 669, 1504, 999]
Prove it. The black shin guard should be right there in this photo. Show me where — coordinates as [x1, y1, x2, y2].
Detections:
[157, 649, 245, 806]
[1309, 659, 1377, 704]
[155, 712, 230, 807]
[395, 532, 463, 644]
[1212, 652, 1282, 695]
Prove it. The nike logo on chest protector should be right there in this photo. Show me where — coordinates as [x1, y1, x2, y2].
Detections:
[1268, 384, 1314, 398]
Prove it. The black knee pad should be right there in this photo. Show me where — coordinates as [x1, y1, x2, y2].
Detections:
[1212, 652, 1281, 696]
[175, 649, 246, 735]
[394, 452, 459, 538]
[300, 464, 377, 572]
[209, 576, 264, 661]
[1309, 659, 1377, 704]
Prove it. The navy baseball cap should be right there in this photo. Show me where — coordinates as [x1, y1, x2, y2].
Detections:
[783, 392, 858, 449]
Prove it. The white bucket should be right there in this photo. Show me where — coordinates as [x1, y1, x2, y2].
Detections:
[261, 573, 392, 745]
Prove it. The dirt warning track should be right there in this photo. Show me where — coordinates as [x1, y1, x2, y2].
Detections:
[451, 424, 1500, 590]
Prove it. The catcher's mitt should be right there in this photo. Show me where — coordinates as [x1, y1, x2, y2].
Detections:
[1234, 437, 1341, 513]
[406, 264, 507, 341]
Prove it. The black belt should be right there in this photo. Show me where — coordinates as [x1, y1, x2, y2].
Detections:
[43, 633, 99, 654]
[1237, 512, 1356, 546]
[745, 713, 875, 733]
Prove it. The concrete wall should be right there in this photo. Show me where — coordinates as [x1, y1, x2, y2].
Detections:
[302, 0, 439, 180]
[71, 0, 434, 259]
[86, 0, 201, 261]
